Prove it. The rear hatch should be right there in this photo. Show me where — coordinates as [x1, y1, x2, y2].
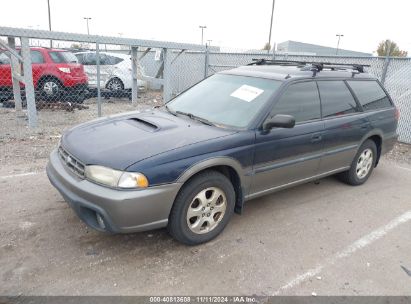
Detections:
[49, 50, 86, 77]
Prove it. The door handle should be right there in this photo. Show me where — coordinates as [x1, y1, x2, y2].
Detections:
[311, 134, 322, 143]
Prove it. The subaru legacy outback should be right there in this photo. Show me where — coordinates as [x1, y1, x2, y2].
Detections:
[47, 60, 398, 245]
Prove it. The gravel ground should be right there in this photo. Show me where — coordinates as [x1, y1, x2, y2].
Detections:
[384, 142, 411, 165]
[0, 91, 163, 175]
[1, 161, 411, 296]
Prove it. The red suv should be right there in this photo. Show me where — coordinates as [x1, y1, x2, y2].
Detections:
[0, 47, 88, 103]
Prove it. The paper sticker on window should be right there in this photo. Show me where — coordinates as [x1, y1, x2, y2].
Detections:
[230, 85, 264, 102]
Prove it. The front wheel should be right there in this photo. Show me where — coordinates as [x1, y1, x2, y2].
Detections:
[338, 140, 377, 186]
[168, 170, 235, 245]
[106, 78, 124, 98]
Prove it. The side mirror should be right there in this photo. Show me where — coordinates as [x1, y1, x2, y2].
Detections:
[263, 114, 296, 131]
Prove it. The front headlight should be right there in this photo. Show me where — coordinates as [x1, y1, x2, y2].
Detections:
[85, 165, 148, 189]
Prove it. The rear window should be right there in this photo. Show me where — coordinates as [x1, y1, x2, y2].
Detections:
[347, 80, 392, 111]
[318, 81, 360, 118]
[49, 51, 78, 63]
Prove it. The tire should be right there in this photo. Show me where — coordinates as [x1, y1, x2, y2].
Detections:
[106, 78, 124, 98]
[39, 77, 62, 102]
[67, 90, 86, 104]
[168, 170, 235, 245]
[338, 139, 377, 186]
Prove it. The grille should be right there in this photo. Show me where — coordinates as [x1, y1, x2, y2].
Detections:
[58, 146, 86, 178]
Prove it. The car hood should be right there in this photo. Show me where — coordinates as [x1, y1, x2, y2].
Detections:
[61, 109, 236, 170]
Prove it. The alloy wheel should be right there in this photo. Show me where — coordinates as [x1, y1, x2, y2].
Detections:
[356, 148, 373, 179]
[43, 81, 59, 96]
[186, 187, 227, 234]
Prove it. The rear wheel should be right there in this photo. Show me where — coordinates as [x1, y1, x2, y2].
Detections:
[39, 78, 62, 102]
[338, 140, 377, 186]
[168, 170, 235, 245]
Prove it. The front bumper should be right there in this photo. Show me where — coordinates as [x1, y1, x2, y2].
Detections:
[46, 149, 181, 233]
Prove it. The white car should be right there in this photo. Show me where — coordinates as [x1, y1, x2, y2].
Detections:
[74, 51, 147, 93]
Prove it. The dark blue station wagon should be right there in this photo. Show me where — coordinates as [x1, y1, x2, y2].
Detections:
[47, 60, 398, 245]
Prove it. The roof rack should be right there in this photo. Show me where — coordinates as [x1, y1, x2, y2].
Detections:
[248, 59, 370, 73]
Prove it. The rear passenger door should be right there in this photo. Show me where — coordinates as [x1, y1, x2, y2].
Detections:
[317, 80, 370, 174]
[251, 81, 324, 195]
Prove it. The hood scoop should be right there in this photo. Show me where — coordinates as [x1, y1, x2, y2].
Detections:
[127, 117, 159, 132]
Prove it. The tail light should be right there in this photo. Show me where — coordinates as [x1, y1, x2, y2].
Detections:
[395, 107, 400, 121]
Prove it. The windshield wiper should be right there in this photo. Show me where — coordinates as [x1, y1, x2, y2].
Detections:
[175, 110, 215, 126]
[164, 105, 177, 116]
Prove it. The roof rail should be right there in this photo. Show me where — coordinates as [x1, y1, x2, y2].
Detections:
[247, 59, 306, 66]
[247, 59, 370, 73]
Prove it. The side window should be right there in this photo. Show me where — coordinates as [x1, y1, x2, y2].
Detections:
[75, 54, 84, 64]
[0, 53, 10, 65]
[271, 81, 321, 123]
[83, 53, 97, 65]
[30, 51, 44, 64]
[318, 81, 359, 118]
[347, 80, 392, 111]
[48, 52, 63, 63]
[112, 56, 124, 64]
[99, 54, 110, 65]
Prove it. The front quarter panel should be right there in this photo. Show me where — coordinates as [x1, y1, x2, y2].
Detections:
[126, 130, 256, 193]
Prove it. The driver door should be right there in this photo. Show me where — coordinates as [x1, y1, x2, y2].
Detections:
[250, 81, 324, 196]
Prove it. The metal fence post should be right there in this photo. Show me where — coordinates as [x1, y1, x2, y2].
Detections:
[7, 37, 23, 112]
[204, 46, 209, 78]
[163, 48, 172, 102]
[380, 57, 391, 85]
[380, 41, 392, 85]
[20, 37, 37, 128]
[131, 46, 139, 104]
[96, 42, 102, 117]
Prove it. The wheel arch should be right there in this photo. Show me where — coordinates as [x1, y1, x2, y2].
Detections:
[176, 157, 249, 214]
[37, 75, 63, 90]
[360, 130, 383, 166]
[105, 76, 125, 90]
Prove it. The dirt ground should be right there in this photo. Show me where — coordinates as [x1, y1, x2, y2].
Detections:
[0, 92, 162, 175]
[1, 96, 411, 296]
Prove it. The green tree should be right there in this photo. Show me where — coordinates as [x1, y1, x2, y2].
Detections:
[262, 42, 271, 51]
[377, 40, 408, 57]
[70, 42, 85, 49]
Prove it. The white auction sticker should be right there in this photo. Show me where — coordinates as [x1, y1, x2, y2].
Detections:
[230, 85, 264, 102]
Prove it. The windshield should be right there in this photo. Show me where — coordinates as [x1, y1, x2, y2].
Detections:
[167, 74, 282, 128]
[49, 51, 78, 63]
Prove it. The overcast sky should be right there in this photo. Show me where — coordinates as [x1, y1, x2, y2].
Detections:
[1, 0, 410, 54]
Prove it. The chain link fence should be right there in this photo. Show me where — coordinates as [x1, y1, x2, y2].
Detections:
[207, 51, 411, 144]
[0, 27, 410, 174]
